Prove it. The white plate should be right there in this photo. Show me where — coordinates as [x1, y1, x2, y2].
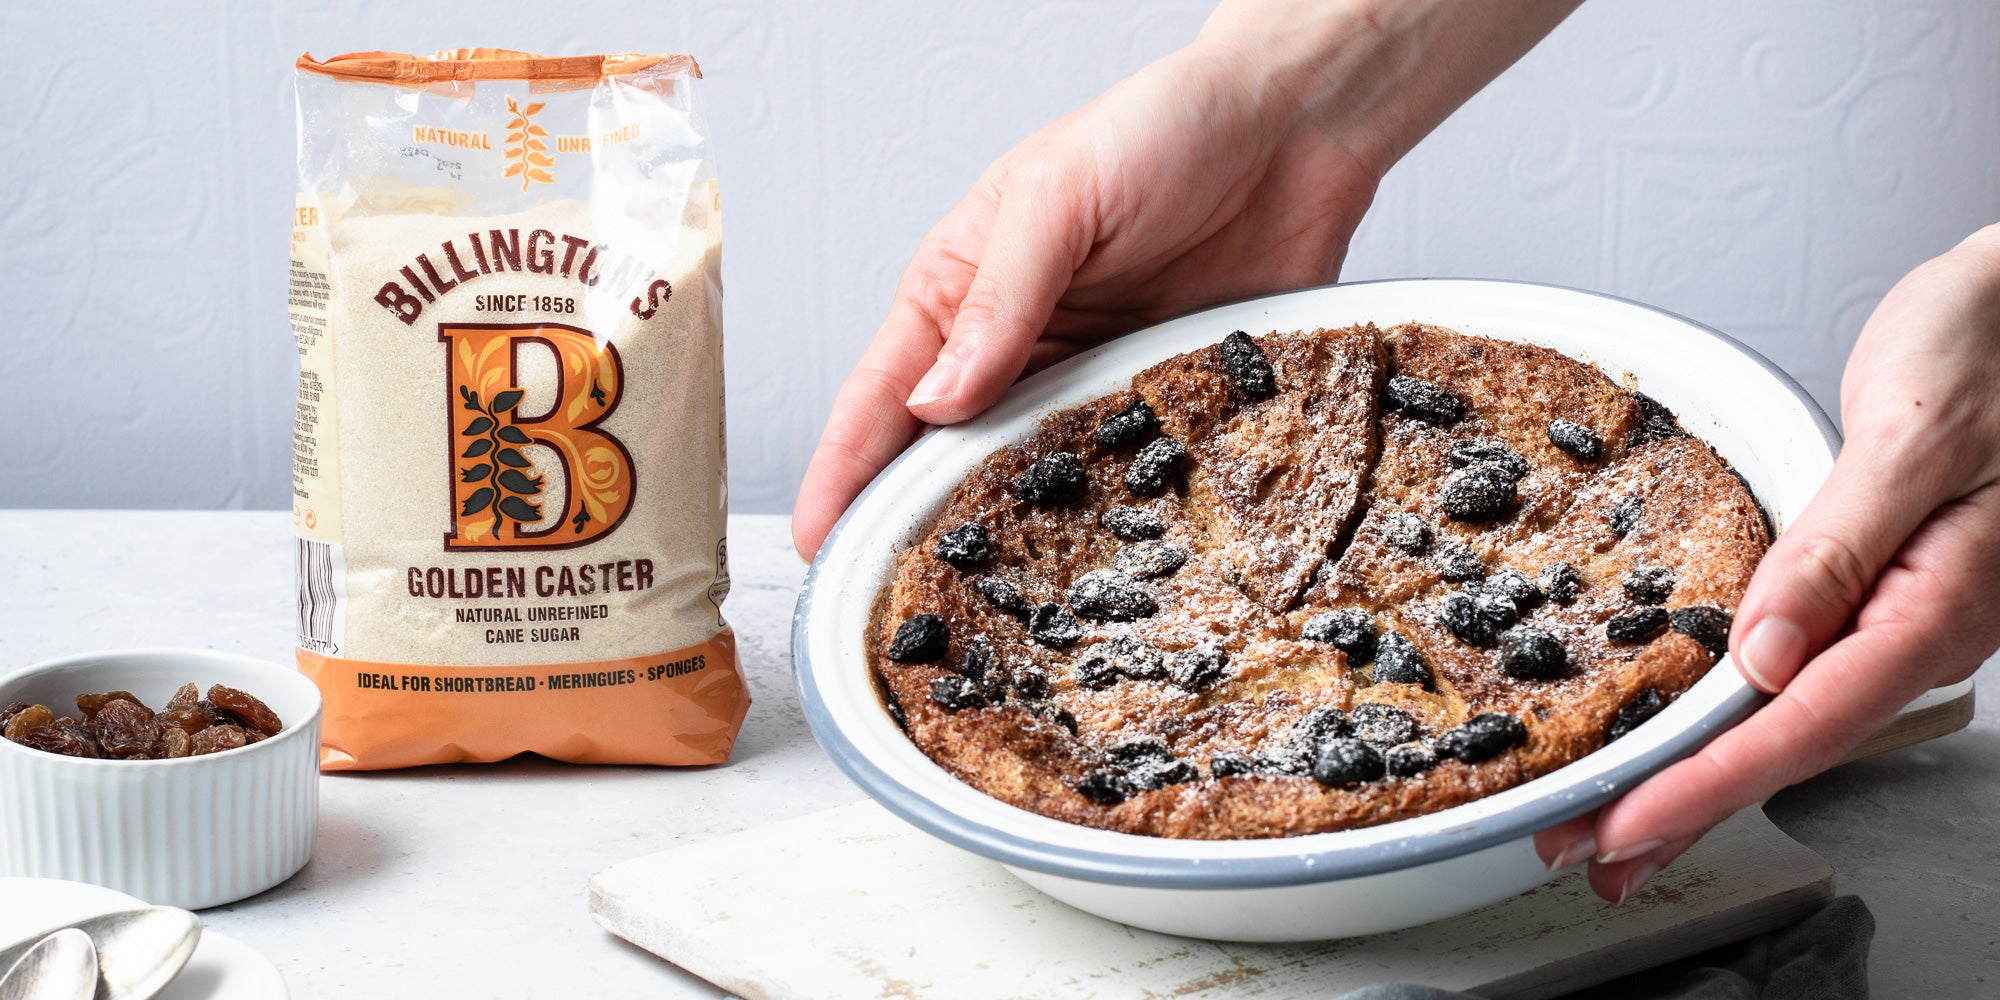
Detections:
[0, 878, 287, 1000]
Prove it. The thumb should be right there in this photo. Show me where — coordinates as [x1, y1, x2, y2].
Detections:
[905, 164, 1090, 425]
[1730, 440, 1939, 692]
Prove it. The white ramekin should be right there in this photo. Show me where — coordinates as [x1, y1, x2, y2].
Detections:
[795, 278, 1839, 941]
[0, 648, 321, 910]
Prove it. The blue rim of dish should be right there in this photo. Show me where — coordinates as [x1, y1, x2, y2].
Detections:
[793, 277, 1840, 889]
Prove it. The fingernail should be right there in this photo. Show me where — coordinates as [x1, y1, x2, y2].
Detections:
[1548, 834, 1598, 871]
[1597, 838, 1664, 865]
[1616, 862, 1662, 905]
[906, 355, 961, 408]
[1738, 616, 1806, 692]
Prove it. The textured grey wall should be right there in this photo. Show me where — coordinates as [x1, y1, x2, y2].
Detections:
[2, 1, 1995, 512]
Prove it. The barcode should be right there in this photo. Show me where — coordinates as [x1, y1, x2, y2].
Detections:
[296, 538, 345, 654]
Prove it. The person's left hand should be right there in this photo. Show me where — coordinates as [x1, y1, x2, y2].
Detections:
[1535, 223, 2000, 902]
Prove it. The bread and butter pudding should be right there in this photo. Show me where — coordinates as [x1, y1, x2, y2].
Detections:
[871, 323, 1769, 840]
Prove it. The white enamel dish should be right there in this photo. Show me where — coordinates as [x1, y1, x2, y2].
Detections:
[794, 278, 1838, 941]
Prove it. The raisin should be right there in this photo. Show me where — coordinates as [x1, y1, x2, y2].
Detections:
[1610, 495, 1643, 536]
[1027, 603, 1084, 648]
[1106, 736, 1172, 765]
[91, 699, 162, 757]
[76, 691, 144, 718]
[1607, 688, 1666, 741]
[3, 704, 54, 742]
[1628, 392, 1685, 447]
[973, 575, 1031, 618]
[1014, 452, 1088, 506]
[1385, 513, 1433, 555]
[1073, 634, 1164, 688]
[1349, 703, 1419, 747]
[1670, 606, 1733, 656]
[1607, 606, 1670, 644]
[1074, 771, 1131, 805]
[1100, 506, 1165, 541]
[882, 685, 908, 732]
[1547, 418, 1603, 462]
[207, 685, 283, 737]
[1499, 626, 1568, 680]
[1011, 663, 1052, 700]
[1124, 436, 1185, 498]
[1372, 632, 1432, 688]
[885, 614, 950, 663]
[1434, 540, 1485, 582]
[1385, 374, 1463, 425]
[0, 702, 29, 731]
[1439, 713, 1527, 763]
[1385, 741, 1438, 777]
[13, 724, 96, 758]
[1622, 565, 1676, 604]
[1294, 705, 1352, 744]
[929, 675, 986, 711]
[959, 638, 1006, 702]
[1168, 643, 1228, 691]
[1440, 591, 1499, 646]
[1220, 330, 1278, 400]
[52, 719, 102, 758]
[1209, 752, 1254, 778]
[1441, 463, 1518, 522]
[1539, 562, 1582, 604]
[1448, 439, 1528, 481]
[1485, 568, 1543, 609]
[1023, 699, 1079, 734]
[1312, 738, 1386, 785]
[157, 683, 210, 736]
[1115, 541, 1186, 580]
[1096, 398, 1158, 447]
[1127, 757, 1198, 791]
[1253, 706, 1348, 775]
[190, 724, 247, 756]
[934, 522, 992, 569]
[158, 727, 192, 759]
[1301, 608, 1377, 664]
[1068, 569, 1157, 622]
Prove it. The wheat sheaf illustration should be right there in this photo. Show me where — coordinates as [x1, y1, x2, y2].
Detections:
[503, 96, 553, 191]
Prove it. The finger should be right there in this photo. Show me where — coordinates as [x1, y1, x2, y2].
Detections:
[790, 357, 926, 560]
[1588, 834, 1699, 905]
[1533, 810, 1600, 871]
[906, 162, 1092, 425]
[1595, 489, 2000, 861]
[791, 193, 1004, 560]
[1730, 442, 1950, 693]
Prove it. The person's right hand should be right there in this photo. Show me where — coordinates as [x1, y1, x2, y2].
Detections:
[792, 0, 1584, 558]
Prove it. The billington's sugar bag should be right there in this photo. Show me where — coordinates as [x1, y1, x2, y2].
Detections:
[290, 49, 746, 769]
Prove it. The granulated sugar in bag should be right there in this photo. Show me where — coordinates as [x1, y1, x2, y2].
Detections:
[290, 49, 746, 769]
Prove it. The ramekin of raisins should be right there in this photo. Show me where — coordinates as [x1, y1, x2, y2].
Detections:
[0, 648, 321, 909]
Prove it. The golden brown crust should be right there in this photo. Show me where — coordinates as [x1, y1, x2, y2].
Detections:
[873, 323, 1769, 840]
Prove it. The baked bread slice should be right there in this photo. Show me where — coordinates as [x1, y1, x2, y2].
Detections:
[872, 323, 1768, 840]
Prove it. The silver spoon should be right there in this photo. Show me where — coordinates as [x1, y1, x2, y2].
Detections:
[0, 928, 97, 1000]
[0, 909, 199, 1000]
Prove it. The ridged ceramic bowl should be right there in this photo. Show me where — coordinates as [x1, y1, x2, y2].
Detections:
[0, 649, 320, 910]
[795, 279, 1840, 941]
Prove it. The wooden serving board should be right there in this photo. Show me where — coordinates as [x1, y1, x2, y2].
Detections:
[590, 683, 1972, 999]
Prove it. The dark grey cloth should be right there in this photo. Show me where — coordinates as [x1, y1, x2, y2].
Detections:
[1336, 896, 1873, 1000]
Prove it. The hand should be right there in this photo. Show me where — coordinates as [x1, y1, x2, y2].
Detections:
[791, 0, 1583, 558]
[1538, 223, 2000, 903]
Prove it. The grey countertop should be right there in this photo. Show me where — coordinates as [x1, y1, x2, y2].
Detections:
[0, 510, 1992, 998]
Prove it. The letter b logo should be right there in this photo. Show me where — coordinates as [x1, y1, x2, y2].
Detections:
[440, 323, 633, 549]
